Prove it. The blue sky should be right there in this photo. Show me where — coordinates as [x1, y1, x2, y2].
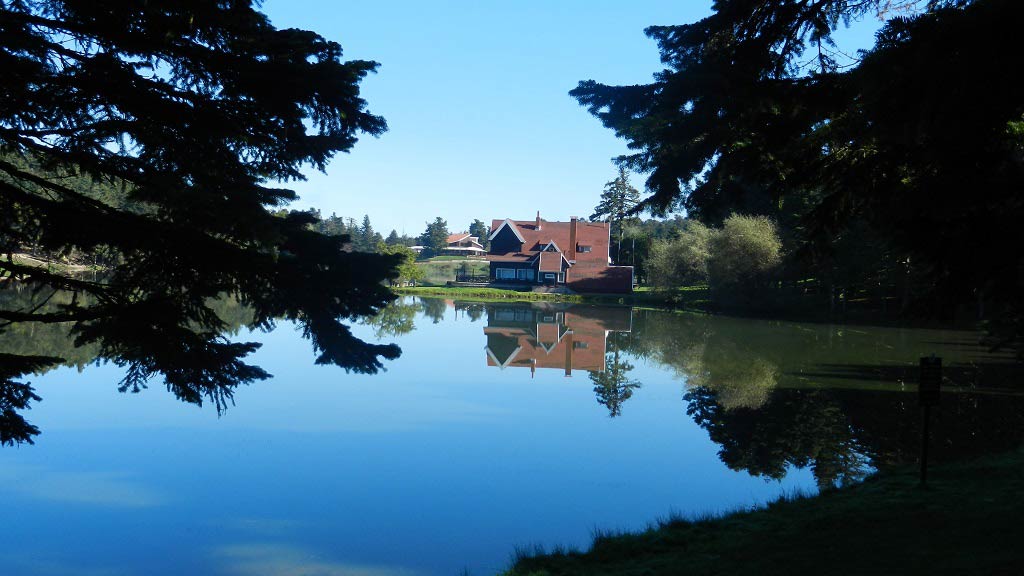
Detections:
[262, 1, 881, 238]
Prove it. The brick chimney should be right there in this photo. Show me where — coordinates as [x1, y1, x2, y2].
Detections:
[535, 211, 542, 231]
[564, 331, 573, 377]
[569, 217, 578, 261]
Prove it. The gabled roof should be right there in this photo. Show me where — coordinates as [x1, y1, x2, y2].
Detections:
[541, 240, 562, 253]
[446, 232, 471, 244]
[489, 217, 610, 256]
[485, 343, 522, 369]
[488, 219, 525, 242]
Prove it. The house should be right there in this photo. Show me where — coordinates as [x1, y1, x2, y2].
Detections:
[483, 304, 633, 376]
[442, 232, 486, 257]
[486, 212, 633, 293]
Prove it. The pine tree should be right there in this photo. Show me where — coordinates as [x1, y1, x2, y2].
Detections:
[590, 166, 641, 261]
[358, 214, 382, 252]
[468, 219, 490, 250]
[572, 0, 1024, 350]
[0, 0, 401, 444]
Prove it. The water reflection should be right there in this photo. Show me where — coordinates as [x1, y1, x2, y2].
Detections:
[0, 286, 258, 445]
[620, 308, 1024, 485]
[468, 301, 1024, 484]
[482, 304, 632, 376]
[2, 296, 1023, 575]
[685, 387, 869, 488]
[589, 335, 642, 417]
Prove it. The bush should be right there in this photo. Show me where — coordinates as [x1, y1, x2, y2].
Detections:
[708, 214, 782, 301]
[647, 220, 712, 289]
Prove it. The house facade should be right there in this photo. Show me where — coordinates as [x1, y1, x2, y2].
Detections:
[486, 212, 633, 293]
[442, 232, 486, 257]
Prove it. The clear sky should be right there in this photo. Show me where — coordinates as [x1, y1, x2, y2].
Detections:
[261, 1, 881, 238]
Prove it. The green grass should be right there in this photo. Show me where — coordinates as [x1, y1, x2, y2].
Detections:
[394, 286, 585, 302]
[393, 284, 711, 309]
[501, 450, 1024, 576]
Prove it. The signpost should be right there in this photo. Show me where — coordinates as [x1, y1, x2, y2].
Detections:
[918, 356, 942, 486]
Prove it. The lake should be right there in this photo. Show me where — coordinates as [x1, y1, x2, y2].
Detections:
[1, 297, 1021, 575]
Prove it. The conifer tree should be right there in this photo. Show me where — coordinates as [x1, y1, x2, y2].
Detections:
[357, 214, 381, 252]
[0, 0, 401, 443]
[591, 166, 641, 261]
[572, 0, 1024, 348]
[468, 219, 490, 250]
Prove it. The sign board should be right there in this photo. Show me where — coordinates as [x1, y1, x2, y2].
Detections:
[919, 356, 942, 406]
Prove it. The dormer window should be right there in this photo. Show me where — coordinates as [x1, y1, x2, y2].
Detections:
[577, 245, 592, 253]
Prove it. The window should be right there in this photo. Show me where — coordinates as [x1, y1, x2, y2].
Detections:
[496, 268, 516, 280]
[494, 309, 531, 322]
[577, 245, 592, 253]
[557, 273, 565, 283]
[516, 268, 535, 281]
[573, 341, 589, 350]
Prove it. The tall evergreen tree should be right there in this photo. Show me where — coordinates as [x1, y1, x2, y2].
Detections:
[468, 219, 490, 250]
[385, 229, 402, 246]
[0, 0, 400, 443]
[357, 214, 382, 252]
[591, 166, 641, 261]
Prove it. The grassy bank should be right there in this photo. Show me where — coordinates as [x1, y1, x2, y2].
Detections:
[502, 450, 1024, 576]
[394, 286, 585, 303]
[392, 285, 709, 309]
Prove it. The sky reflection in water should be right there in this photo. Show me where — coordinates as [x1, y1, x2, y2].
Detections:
[2, 297, 1020, 575]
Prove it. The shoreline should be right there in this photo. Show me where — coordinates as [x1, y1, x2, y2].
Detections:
[392, 285, 670, 306]
[391, 286, 980, 332]
[500, 449, 1024, 575]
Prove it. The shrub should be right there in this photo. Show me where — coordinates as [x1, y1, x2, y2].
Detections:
[647, 220, 712, 289]
[707, 214, 782, 301]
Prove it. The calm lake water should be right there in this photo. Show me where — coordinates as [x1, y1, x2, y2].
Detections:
[1, 297, 1022, 575]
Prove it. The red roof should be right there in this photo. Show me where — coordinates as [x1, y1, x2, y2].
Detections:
[446, 232, 471, 244]
[487, 253, 532, 263]
[489, 217, 610, 264]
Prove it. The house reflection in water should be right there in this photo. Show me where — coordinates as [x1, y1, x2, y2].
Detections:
[482, 303, 633, 377]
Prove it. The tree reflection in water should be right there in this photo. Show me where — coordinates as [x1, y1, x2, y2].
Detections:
[0, 286, 259, 445]
[361, 298, 419, 338]
[622, 307, 1024, 488]
[8, 294, 1023, 484]
[471, 301, 1023, 486]
[590, 333, 642, 418]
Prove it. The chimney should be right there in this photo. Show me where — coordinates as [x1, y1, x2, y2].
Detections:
[535, 211, 542, 231]
[569, 217, 578, 261]
[564, 331, 573, 377]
